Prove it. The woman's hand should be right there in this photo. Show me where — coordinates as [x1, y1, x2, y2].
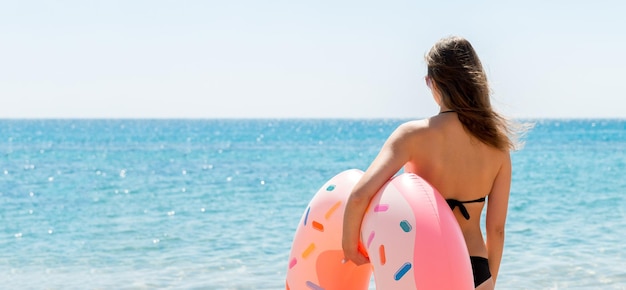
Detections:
[342, 198, 370, 266]
[342, 240, 370, 266]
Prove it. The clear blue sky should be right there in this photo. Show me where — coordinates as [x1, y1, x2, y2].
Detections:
[1, 1, 624, 119]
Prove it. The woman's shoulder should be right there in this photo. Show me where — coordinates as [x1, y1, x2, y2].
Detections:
[391, 119, 441, 146]
[397, 118, 431, 132]
[395, 118, 442, 137]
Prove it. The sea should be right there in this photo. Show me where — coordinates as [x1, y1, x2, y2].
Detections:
[0, 119, 624, 290]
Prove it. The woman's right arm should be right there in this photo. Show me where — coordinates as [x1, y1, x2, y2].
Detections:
[485, 152, 511, 285]
[342, 122, 422, 265]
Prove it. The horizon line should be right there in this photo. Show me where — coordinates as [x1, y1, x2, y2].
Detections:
[1, 116, 625, 121]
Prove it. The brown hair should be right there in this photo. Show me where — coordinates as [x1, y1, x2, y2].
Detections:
[425, 36, 521, 151]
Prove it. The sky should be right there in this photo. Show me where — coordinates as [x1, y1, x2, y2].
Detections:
[1, 0, 624, 119]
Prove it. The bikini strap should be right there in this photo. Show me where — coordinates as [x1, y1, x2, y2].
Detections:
[463, 197, 486, 204]
[446, 197, 486, 220]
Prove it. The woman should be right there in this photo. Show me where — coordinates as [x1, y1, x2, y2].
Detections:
[342, 36, 518, 290]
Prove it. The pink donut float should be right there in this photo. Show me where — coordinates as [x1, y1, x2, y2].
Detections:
[285, 169, 473, 290]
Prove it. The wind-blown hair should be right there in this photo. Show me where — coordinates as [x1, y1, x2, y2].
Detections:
[425, 36, 526, 151]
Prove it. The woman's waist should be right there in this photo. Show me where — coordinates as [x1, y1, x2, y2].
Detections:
[462, 229, 488, 257]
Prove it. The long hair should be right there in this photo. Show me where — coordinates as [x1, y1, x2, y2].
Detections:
[425, 36, 524, 151]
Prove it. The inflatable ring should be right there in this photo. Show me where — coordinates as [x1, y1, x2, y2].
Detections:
[285, 169, 473, 290]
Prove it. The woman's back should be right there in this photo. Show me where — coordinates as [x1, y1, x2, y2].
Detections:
[403, 111, 509, 258]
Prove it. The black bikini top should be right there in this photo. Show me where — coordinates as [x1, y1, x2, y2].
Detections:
[446, 197, 486, 220]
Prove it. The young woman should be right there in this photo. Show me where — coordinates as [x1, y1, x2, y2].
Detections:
[342, 36, 519, 290]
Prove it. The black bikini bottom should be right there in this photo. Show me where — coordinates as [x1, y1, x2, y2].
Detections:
[470, 256, 492, 287]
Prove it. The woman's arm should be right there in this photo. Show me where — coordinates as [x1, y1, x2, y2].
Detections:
[485, 152, 511, 285]
[342, 123, 417, 265]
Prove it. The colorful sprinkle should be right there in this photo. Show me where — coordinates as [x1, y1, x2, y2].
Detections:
[374, 204, 389, 212]
[305, 281, 324, 290]
[324, 201, 341, 220]
[366, 231, 375, 248]
[400, 220, 412, 232]
[326, 184, 336, 191]
[394, 262, 412, 280]
[304, 207, 310, 226]
[302, 243, 315, 259]
[379, 245, 386, 265]
[289, 258, 297, 269]
[312, 221, 324, 232]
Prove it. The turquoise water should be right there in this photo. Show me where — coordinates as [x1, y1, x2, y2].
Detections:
[0, 119, 624, 289]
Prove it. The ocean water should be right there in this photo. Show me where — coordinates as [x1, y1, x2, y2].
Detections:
[0, 119, 624, 290]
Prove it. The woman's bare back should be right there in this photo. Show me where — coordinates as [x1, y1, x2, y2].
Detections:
[403, 112, 509, 258]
